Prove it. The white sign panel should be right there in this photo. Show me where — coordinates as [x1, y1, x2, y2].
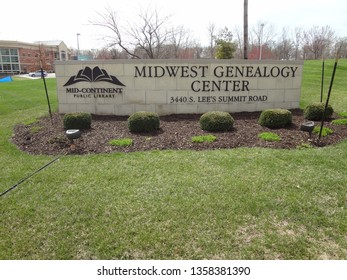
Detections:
[55, 59, 303, 116]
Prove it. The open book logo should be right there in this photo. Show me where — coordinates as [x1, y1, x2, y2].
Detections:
[64, 66, 125, 87]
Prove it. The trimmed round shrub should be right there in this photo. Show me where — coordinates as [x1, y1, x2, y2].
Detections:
[304, 102, 334, 121]
[63, 112, 91, 129]
[199, 111, 234, 131]
[128, 111, 160, 133]
[258, 109, 292, 128]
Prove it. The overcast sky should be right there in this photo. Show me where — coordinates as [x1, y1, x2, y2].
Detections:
[1, 0, 346, 50]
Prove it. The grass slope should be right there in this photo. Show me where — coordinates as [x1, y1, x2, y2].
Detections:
[0, 62, 346, 259]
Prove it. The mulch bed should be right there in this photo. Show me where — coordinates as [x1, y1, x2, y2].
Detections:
[11, 110, 347, 155]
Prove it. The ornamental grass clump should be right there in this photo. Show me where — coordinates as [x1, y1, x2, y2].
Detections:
[258, 109, 292, 128]
[313, 126, 333, 137]
[258, 132, 281, 142]
[199, 111, 234, 132]
[128, 111, 160, 133]
[109, 138, 133, 147]
[63, 112, 92, 129]
[191, 134, 217, 143]
[304, 102, 334, 121]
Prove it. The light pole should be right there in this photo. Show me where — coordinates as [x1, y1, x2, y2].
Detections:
[259, 23, 264, 60]
[76, 33, 80, 60]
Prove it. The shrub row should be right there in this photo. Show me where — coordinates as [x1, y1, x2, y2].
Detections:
[63, 102, 335, 133]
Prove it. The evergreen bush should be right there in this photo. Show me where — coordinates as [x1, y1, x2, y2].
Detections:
[304, 102, 333, 121]
[199, 111, 234, 131]
[63, 112, 92, 129]
[128, 111, 160, 133]
[258, 109, 292, 128]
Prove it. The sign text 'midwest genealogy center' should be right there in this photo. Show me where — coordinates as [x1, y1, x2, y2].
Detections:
[55, 59, 303, 116]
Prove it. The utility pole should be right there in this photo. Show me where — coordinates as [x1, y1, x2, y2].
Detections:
[243, 0, 248, 59]
[76, 33, 80, 60]
[259, 23, 265, 60]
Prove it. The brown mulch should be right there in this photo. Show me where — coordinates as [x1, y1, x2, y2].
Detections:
[11, 110, 347, 155]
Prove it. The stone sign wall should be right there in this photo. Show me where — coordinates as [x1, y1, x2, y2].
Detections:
[55, 59, 303, 116]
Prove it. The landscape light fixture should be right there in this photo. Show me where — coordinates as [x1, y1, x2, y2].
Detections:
[66, 129, 81, 150]
[300, 121, 315, 139]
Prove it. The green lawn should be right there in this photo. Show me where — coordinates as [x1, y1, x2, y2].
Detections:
[0, 61, 346, 259]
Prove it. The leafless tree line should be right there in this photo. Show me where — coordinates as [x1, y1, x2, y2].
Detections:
[85, 7, 346, 60]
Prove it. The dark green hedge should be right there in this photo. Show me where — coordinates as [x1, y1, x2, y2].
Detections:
[63, 112, 92, 129]
[258, 109, 292, 128]
[128, 111, 160, 133]
[304, 102, 334, 121]
[199, 111, 234, 131]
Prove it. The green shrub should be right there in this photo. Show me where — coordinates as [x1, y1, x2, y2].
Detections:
[109, 138, 133, 147]
[304, 102, 334, 121]
[258, 132, 281, 142]
[191, 134, 217, 143]
[128, 111, 160, 133]
[199, 111, 234, 131]
[63, 112, 91, 129]
[258, 109, 292, 128]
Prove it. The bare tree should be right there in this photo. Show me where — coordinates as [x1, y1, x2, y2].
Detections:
[206, 22, 216, 58]
[33, 44, 51, 72]
[335, 37, 347, 58]
[251, 21, 276, 47]
[303, 25, 335, 59]
[233, 25, 244, 58]
[92, 6, 180, 59]
[294, 27, 303, 60]
[274, 27, 294, 60]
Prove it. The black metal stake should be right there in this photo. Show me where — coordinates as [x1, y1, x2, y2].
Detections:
[40, 66, 53, 124]
[320, 59, 325, 103]
[318, 56, 339, 141]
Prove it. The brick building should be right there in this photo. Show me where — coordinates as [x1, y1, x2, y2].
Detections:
[0, 40, 71, 75]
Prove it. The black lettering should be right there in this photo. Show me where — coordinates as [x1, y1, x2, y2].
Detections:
[191, 80, 200, 92]
[213, 66, 223, 78]
[154, 66, 165, 77]
[181, 66, 189, 77]
[225, 66, 234, 77]
[242, 80, 250, 91]
[211, 80, 221, 91]
[190, 66, 198, 78]
[235, 66, 244, 78]
[199, 66, 208, 77]
[271, 66, 280, 77]
[202, 81, 210, 92]
[291, 66, 298, 77]
[246, 66, 254, 77]
[166, 66, 179, 77]
[253, 67, 262, 77]
[232, 81, 241, 91]
[134, 66, 146, 77]
[281, 66, 290, 78]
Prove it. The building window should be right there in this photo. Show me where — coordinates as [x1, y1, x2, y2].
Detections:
[0, 49, 10, 55]
[61, 51, 66, 61]
[10, 49, 18, 55]
[0, 48, 20, 73]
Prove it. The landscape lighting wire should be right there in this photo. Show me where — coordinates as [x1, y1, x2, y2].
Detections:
[0, 152, 66, 197]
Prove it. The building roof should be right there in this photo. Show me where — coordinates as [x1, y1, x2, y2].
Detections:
[34, 40, 64, 46]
